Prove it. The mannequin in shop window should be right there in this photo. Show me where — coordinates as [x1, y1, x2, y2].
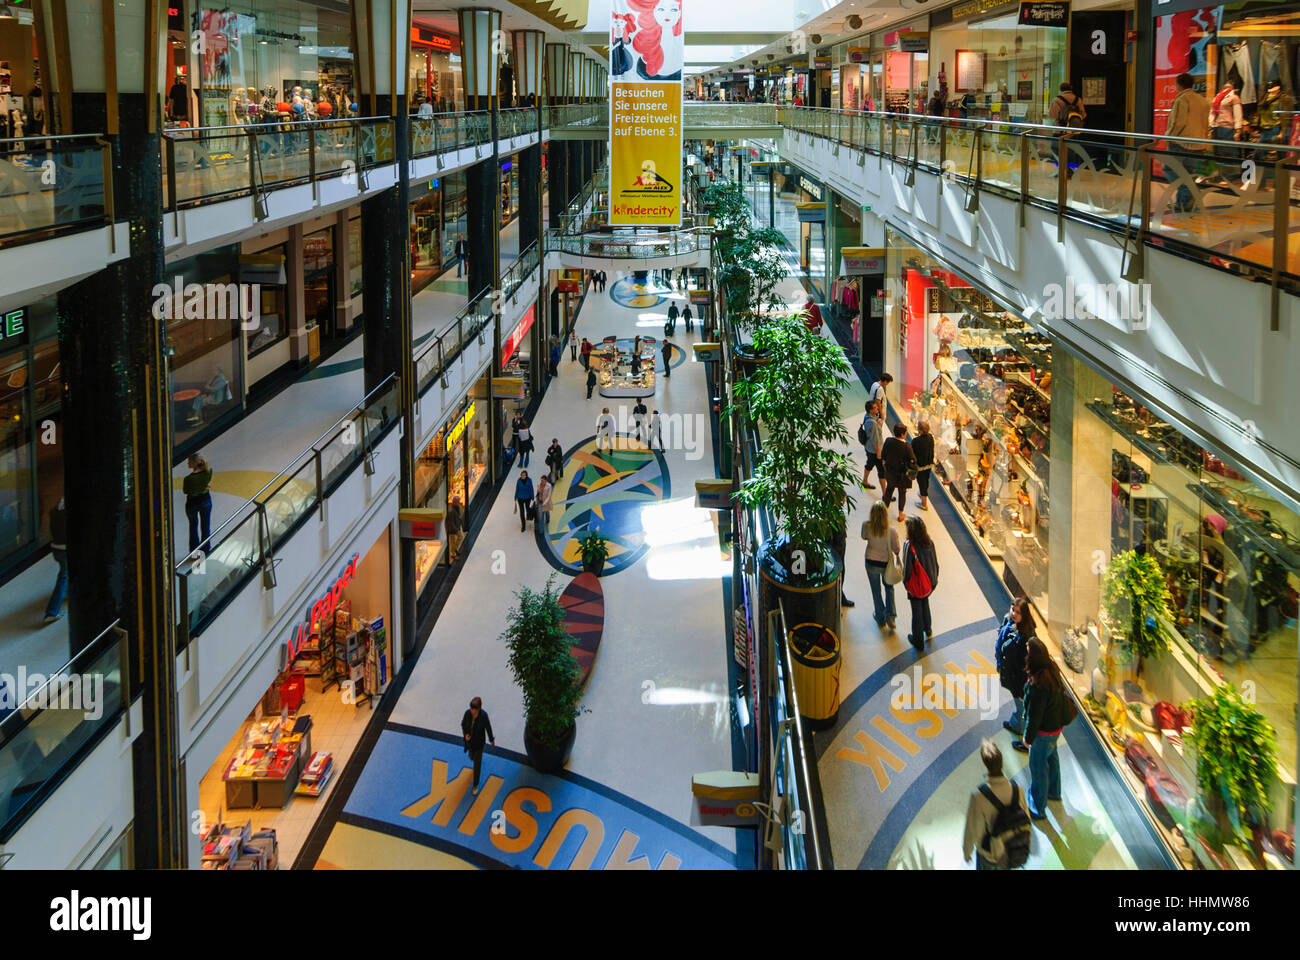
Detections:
[169, 78, 189, 124]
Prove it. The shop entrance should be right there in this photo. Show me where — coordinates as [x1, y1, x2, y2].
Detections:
[0, 9, 44, 138]
[195, 525, 393, 869]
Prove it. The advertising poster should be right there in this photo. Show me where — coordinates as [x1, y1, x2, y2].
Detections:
[609, 0, 683, 226]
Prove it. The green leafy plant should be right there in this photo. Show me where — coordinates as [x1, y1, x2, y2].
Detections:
[500, 575, 583, 747]
[731, 313, 856, 571]
[1102, 550, 1173, 665]
[1186, 684, 1278, 837]
[578, 530, 609, 569]
[702, 179, 788, 330]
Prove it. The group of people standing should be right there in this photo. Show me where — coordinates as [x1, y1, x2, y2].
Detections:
[512, 433, 565, 533]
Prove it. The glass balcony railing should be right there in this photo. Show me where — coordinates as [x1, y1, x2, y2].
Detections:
[0, 134, 111, 250]
[544, 227, 710, 260]
[174, 374, 399, 646]
[544, 103, 606, 129]
[780, 106, 1300, 303]
[409, 109, 491, 160]
[498, 106, 542, 141]
[162, 116, 395, 211]
[414, 288, 494, 397]
[0, 619, 128, 842]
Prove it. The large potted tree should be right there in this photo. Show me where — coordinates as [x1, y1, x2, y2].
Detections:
[733, 312, 857, 634]
[1101, 549, 1173, 676]
[500, 576, 584, 772]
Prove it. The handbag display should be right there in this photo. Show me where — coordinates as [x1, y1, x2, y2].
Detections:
[1152, 701, 1188, 732]
[1144, 772, 1188, 829]
[1061, 628, 1086, 673]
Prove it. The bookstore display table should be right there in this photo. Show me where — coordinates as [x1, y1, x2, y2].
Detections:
[222, 715, 313, 809]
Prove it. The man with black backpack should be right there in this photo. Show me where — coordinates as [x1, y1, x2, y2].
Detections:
[963, 739, 1032, 869]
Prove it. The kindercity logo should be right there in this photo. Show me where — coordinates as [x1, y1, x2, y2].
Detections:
[49, 891, 151, 940]
[1040, 277, 1152, 331]
[151, 277, 261, 331]
[0, 667, 103, 720]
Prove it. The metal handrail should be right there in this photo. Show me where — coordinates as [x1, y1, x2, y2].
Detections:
[173, 372, 399, 578]
[0, 134, 115, 250]
[414, 286, 493, 396]
[0, 618, 125, 739]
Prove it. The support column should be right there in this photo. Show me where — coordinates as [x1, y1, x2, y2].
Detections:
[59, 88, 181, 868]
[519, 144, 542, 251]
[548, 141, 568, 228]
[356, 0, 415, 658]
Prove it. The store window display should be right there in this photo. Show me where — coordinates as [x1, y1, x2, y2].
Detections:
[886, 227, 1297, 869]
[193, 0, 356, 128]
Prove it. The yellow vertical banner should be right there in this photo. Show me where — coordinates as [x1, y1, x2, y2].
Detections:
[608, 0, 684, 227]
[609, 82, 683, 226]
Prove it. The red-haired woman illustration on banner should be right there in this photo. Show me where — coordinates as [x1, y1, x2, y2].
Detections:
[626, 0, 683, 81]
[611, 12, 637, 80]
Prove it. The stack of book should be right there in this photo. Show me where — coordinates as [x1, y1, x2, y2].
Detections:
[294, 751, 335, 797]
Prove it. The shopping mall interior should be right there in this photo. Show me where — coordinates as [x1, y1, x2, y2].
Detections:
[1, 0, 1299, 884]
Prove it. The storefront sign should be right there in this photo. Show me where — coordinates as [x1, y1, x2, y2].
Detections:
[557, 278, 581, 294]
[897, 34, 929, 53]
[692, 771, 760, 827]
[1, 308, 27, 347]
[847, 46, 869, 63]
[288, 553, 360, 660]
[446, 401, 476, 446]
[839, 247, 886, 276]
[695, 478, 733, 510]
[411, 26, 455, 52]
[491, 377, 527, 400]
[796, 201, 825, 223]
[952, 0, 1019, 20]
[501, 305, 535, 360]
[1018, 1, 1069, 26]
[798, 176, 822, 200]
[399, 508, 445, 540]
[609, 0, 683, 227]
[814, 56, 831, 69]
[689, 289, 712, 305]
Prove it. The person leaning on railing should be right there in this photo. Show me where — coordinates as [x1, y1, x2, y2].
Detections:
[1163, 73, 1210, 212]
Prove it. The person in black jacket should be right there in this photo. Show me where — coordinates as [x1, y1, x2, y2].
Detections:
[454, 235, 468, 278]
[1023, 637, 1073, 819]
[996, 598, 1034, 751]
[586, 366, 598, 399]
[911, 420, 936, 511]
[881, 422, 918, 522]
[545, 438, 564, 484]
[901, 515, 939, 649]
[461, 696, 496, 794]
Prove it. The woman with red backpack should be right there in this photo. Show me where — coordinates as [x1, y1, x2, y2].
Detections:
[901, 515, 939, 650]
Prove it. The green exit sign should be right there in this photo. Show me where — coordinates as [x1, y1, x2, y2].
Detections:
[861, 205, 872, 212]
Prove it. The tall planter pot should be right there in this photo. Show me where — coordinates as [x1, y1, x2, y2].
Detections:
[524, 720, 577, 773]
[757, 535, 843, 643]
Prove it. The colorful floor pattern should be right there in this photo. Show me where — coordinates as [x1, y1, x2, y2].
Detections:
[318, 726, 737, 870]
[536, 436, 670, 578]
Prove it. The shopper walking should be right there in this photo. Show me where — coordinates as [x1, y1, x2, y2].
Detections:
[1022, 637, 1076, 819]
[586, 366, 598, 399]
[860, 401, 885, 490]
[454, 235, 468, 278]
[682, 304, 694, 333]
[516, 421, 534, 468]
[963, 739, 1032, 870]
[514, 471, 535, 532]
[549, 340, 561, 378]
[649, 409, 663, 449]
[996, 598, 1034, 751]
[861, 500, 901, 629]
[461, 696, 496, 794]
[184, 454, 214, 556]
[545, 438, 564, 484]
[569, 330, 578, 362]
[535, 474, 553, 527]
[912, 420, 935, 511]
[868, 372, 893, 410]
[43, 498, 68, 624]
[580, 337, 593, 369]
[667, 301, 679, 336]
[1164, 72, 1210, 210]
[632, 399, 648, 442]
[595, 407, 615, 452]
[881, 422, 919, 522]
[510, 411, 523, 455]
[901, 515, 939, 650]
[446, 498, 464, 560]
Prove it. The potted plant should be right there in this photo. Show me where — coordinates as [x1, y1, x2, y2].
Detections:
[578, 530, 610, 576]
[500, 575, 584, 772]
[732, 313, 857, 628]
[1101, 549, 1173, 675]
[1185, 684, 1278, 849]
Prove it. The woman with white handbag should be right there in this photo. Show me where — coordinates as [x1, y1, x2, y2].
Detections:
[861, 500, 902, 630]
